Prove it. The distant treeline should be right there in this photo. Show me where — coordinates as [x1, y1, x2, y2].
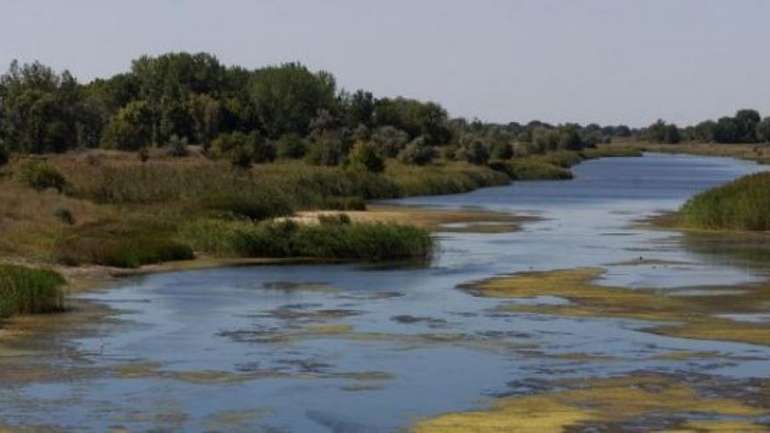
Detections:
[0, 52, 635, 169]
[644, 110, 770, 145]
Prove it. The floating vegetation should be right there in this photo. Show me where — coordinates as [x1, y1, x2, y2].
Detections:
[412, 374, 768, 433]
[465, 267, 770, 346]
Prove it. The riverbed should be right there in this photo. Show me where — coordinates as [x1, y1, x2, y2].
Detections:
[1, 153, 769, 432]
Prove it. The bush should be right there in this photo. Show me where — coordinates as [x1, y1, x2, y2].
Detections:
[18, 161, 68, 192]
[54, 208, 75, 225]
[372, 126, 410, 157]
[305, 132, 346, 166]
[0, 265, 65, 317]
[276, 134, 307, 159]
[489, 142, 513, 160]
[166, 135, 189, 157]
[679, 172, 770, 231]
[348, 141, 385, 173]
[211, 131, 274, 164]
[397, 137, 434, 166]
[457, 139, 490, 165]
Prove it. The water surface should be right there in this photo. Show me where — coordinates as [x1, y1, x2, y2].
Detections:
[1, 153, 768, 432]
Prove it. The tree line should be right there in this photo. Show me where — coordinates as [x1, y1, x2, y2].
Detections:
[0, 52, 636, 170]
[644, 109, 770, 145]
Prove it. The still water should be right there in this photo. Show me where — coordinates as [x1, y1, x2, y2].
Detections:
[1, 153, 768, 432]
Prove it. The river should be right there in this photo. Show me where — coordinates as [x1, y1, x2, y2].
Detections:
[1, 153, 768, 432]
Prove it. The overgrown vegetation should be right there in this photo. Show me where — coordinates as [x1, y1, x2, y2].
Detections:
[180, 217, 433, 261]
[678, 172, 770, 231]
[0, 265, 65, 318]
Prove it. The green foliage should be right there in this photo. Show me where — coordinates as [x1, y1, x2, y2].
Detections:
[348, 141, 385, 173]
[18, 161, 68, 192]
[0, 265, 65, 317]
[320, 196, 367, 211]
[372, 126, 410, 157]
[756, 117, 770, 143]
[166, 134, 189, 157]
[211, 131, 274, 164]
[645, 120, 680, 144]
[489, 141, 513, 160]
[250, 63, 337, 137]
[102, 100, 154, 150]
[180, 218, 433, 261]
[276, 133, 307, 159]
[679, 172, 770, 231]
[374, 98, 451, 145]
[397, 137, 435, 165]
[0, 61, 101, 153]
[456, 138, 490, 165]
[305, 131, 346, 166]
[55, 220, 194, 268]
[387, 161, 509, 196]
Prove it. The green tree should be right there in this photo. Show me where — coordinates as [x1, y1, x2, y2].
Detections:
[372, 126, 409, 157]
[276, 133, 307, 159]
[101, 100, 154, 150]
[734, 109, 760, 143]
[713, 117, 739, 143]
[756, 117, 770, 143]
[457, 138, 490, 165]
[250, 63, 338, 137]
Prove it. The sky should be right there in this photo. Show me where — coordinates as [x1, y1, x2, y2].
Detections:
[1, 0, 769, 127]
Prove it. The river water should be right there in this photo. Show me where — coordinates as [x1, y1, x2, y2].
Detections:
[1, 153, 768, 432]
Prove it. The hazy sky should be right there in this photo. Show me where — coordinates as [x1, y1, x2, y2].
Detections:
[2, 0, 769, 127]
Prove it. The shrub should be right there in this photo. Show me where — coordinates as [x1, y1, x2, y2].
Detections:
[276, 133, 307, 159]
[489, 142, 513, 160]
[372, 126, 410, 157]
[54, 208, 75, 225]
[305, 132, 346, 166]
[18, 161, 68, 192]
[397, 137, 434, 166]
[0, 265, 65, 317]
[166, 135, 189, 157]
[457, 139, 490, 165]
[348, 141, 385, 173]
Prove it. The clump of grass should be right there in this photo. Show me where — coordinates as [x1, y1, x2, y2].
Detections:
[0, 265, 65, 318]
[55, 220, 194, 268]
[490, 160, 573, 180]
[679, 172, 770, 231]
[18, 161, 68, 192]
[180, 217, 433, 261]
[320, 196, 367, 211]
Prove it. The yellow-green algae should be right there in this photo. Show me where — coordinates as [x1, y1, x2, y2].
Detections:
[468, 267, 770, 346]
[412, 374, 768, 433]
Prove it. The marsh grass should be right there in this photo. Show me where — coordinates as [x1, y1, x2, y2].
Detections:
[0, 265, 65, 317]
[491, 159, 573, 180]
[180, 217, 433, 261]
[679, 172, 770, 231]
[54, 219, 194, 268]
[385, 161, 509, 196]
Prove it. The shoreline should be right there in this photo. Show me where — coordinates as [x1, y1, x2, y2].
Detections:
[0, 203, 536, 345]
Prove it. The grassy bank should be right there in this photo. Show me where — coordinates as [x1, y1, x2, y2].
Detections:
[0, 265, 65, 318]
[678, 172, 770, 231]
[490, 147, 642, 181]
[0, 147, 642, 275]
[613, 141, 770, 165]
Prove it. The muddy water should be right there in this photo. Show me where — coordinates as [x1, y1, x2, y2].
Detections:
[1, 153, 769, 432]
